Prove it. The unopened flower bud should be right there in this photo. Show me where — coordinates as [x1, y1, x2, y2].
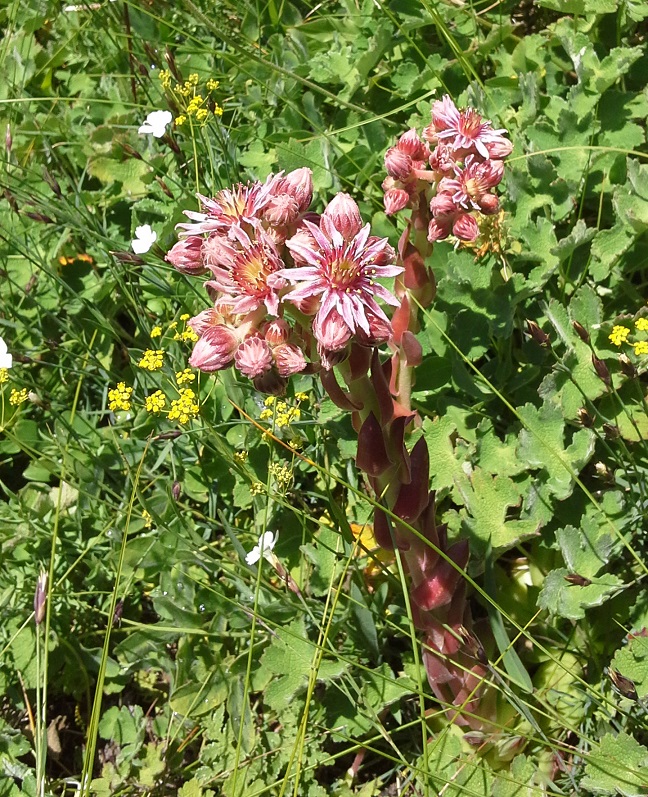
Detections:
[234, 336, 273, 378]
[452, 213, 479, 241]
[592, 354, 611, 387]
[164, 46, 182, 82]
[397, 128, 425, 159]
[273, 343, 307, 376]
[34, 570, 48, 626]
[166, 236, 206, 275]
[572, 321, 590, 344]
[263, 319, 290, 345]
[172, 481, 181, 500]
[323, 193, 363, 239]
[485, 136, 514, 160]
[111, 250, 145, 265]
[121, 142, 143, 160]
[156, 177, 174, 199]
[276, 167, 313, 212]
[5, 124, 11, 154]
[384, 146, 412, 181]
[384, 188, 410, 215]
[603, 423, 619, 440]
[594, 461, 614, 482]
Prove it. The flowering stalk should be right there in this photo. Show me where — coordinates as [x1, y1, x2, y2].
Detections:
[166, 95, 511, 729]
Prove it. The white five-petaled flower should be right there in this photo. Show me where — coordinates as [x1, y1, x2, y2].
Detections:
[245, 531, 277, 566]
[132, 224, 157, 254]
[138, 110, 172, 138]
[0, 336, 12, 369]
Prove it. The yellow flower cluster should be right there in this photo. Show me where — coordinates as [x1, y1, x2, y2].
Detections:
[9, 388, 28, 406]
[260, 395, 303, 429]
[270, 462, 293, 490]
[176, 368, 196, 384]
[168, 388, 199, 424]
[234, 450, 248, 464]
[609, 325, 630, 346]
[145, 390, 167, 414]
[108, 383, 133, 412]
[173, 328, 199, 343]
[250, 481, 265, 495]
[158, 70, 172, 89]
[151, 326, 162, 339]
[142, 509, 153, 529]
[138, 349, 165, 371]
[168, 72, 223, 126]
[0, 368, 8, 384]
[609, 316, 648, 357]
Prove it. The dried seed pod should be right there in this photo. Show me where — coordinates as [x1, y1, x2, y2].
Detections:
[43, 168, 62, 198]
[526, 320, 550, 347]
[609, 669, 638, 701]
[564, 573, 592, 587]
[457, 625, 488, 666]
[577, 408, 594, 428]
[619, 353, 637, 379]
[572, 321, 590, 344]
[34, 571, 48, 626]
[592, 354, 611, 387]
[602, 423, 620, 440]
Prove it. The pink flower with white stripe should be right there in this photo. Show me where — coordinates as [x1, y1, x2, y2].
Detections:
[280, 195, 402, 344]
[424, 95, 511, 161]
[204, 226, 286, 316]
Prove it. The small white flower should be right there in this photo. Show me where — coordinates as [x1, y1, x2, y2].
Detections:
[245, 531, 277, 566]
[138, 110, 172, 138]
[132, 224, 157, 254]
[0, 336, 12, 369]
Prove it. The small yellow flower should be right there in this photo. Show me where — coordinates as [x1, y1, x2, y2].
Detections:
[633, 341, 648, 356]
[635, 318, 648, 332]
[233, 450, 248, 464]
[213, 104, 223, 117]
[180, 313, 190, 321]
[145, 390, 167, 414]
[270, 462, 293, 490]
[168, 321, 178, 330]
[168, 388, 199, 425]
[142, 509, 153, 529]
[250, 481, 265, 495]
[295, 392, 309, 403]
[175, 114, 187, 126]
[176, 368, 196, 385]
[0, 368, 8, 384]
[138, 349, 164, 371]
[195, 108, 208, 122]
[259, 409, 273, 421]
[188, 73, 199, 85]
[609, 325, 630, 347]
[158, 70, 172, 89]
[151, 326, 162, 338]
[9, 388, 28, 406]
[206, 78, 220, 91]
[264, 396, 276, 407]
[108, 382, 133, 412]
[180, 328, 198, 343]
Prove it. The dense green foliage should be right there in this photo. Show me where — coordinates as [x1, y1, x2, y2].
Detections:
[1, 0, 648, 794]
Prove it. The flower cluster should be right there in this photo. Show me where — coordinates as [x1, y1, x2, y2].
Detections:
[609, 317, 648, 356]
[158, 71, 224, 127]
[108, 382, 133, 412]
[138, 349, 165, 371]
[382, 95, 512, 243]
[167, 388, 200, 424]
[166, 169, 402, 392]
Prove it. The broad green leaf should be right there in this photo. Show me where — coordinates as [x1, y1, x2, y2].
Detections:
[582, 732, 648, 796]
[537, 568, 623, 620]
[611, 634, 648, 700]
